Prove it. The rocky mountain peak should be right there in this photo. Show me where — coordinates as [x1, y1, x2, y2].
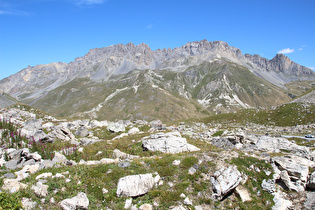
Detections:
[1, 40, 314, 103]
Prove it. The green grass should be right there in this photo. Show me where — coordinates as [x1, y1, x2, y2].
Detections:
[212, 130, 224, 137]
[201, 103, 315, 127]
[228, 156, 274, 209]
[0, 192, 22, 209]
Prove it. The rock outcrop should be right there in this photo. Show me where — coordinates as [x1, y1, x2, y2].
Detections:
[142, 131, 200, 154]
[59, 192, 89, 210]
[116, 173, 160, 197]
[210, 166, 242, 200]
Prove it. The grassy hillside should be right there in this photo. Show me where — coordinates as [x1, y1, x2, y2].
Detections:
[200, 103, 315, 127]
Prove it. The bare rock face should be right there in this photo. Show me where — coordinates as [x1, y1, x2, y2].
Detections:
[142, 131, 200, 154]
[59, 192, 89, 210]
[107, 122, 126, 133]
[49, 126, 75, 142]
[74, 126, 89, 137]
[256, 136, 309, 158]
[210, 166, 242, 200]
[116, 173, 160, 197]
[272, 155, 313, 191]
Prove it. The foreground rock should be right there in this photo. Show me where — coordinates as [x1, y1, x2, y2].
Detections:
[2, 179, 28, 193]
[256, 136, 309, 158]
[21, 197, 37, 210]
[210, 166, 242, 200]
[113, 149, 139, 160]
[59, 192, 89, 210]
[107, 122, 126, 133]
[117, 173, 160, 197]
[142, 131, 200, 154]
[272, 155, 313, 191]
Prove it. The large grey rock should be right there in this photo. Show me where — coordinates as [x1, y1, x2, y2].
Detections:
[113, 149, 139, 160]
[23, 119, 42, 131]
[272, 155, 313, 192]
[107, 123, 125, 133]
[280, 170, 304, 192]
[3, 173, 16, 179]
[142, 131, 200, 154]
[60, 192, 89, 210]
[210, 166, 242, 200]
[117, 173, 160, 197]
[256, 136, 309, 158]
[49, 126, 75, 141]
[40, 159, 55, 169]
[52, 152, 68, 165]
[74, 126, 89, 137]
[5, 159, 21, 170]
[7, 148, 22, 160]
[32, 129, 52, 142]
[79, 137, 100, 146]
[261, 179, 276, 193]
[272, 156, 309, 182]
[211, 137, 235, 150]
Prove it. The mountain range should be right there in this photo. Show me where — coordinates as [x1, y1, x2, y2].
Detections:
[1, 40, 314, 121]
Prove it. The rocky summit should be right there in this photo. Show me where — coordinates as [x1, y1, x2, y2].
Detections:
[0, 40, 314, 122]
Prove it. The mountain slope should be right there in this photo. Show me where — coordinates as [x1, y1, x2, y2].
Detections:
[1, 40, 314, 101]
[0, 40, 313, 121]
[29, 59, 291, 121]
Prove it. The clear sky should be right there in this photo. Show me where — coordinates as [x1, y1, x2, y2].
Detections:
[0, 0, 314, 80]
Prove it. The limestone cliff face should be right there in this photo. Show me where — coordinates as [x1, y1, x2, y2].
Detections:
[0, 40, 314, 102]
[245, 53, 313, 77]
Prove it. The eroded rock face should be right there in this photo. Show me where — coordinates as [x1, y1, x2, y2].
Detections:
[256, 136, 309, 158]
[49, 126, 75, 142]
[59, 192, 89, 210]
[210, 166, 242, 200]
[261, 179, 276, 193]
[74, 126, 89, 137]
[142, 131, 200, 154]
[116, 173, 160, 197]
[107, 123, 125, 133]
[272, 155, 313, 192]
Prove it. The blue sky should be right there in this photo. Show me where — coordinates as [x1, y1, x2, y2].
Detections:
[0, 0, 314, 80]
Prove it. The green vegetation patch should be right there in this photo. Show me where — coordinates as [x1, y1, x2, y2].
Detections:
[0, 192, 22, 210]
[202, 103, 315, 127]
[229, 156, 274, 209]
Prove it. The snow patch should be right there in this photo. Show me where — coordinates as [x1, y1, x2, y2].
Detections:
[84, 87, 129, 114]
[133, 85, 140, 93]
[104, 87, 128, 103]
[198, 99, 210, 107]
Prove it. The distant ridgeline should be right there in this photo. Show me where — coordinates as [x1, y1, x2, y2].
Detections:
[0, 40, 314, 121]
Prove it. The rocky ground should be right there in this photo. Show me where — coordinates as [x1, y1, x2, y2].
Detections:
[0, 105, 315, 209]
